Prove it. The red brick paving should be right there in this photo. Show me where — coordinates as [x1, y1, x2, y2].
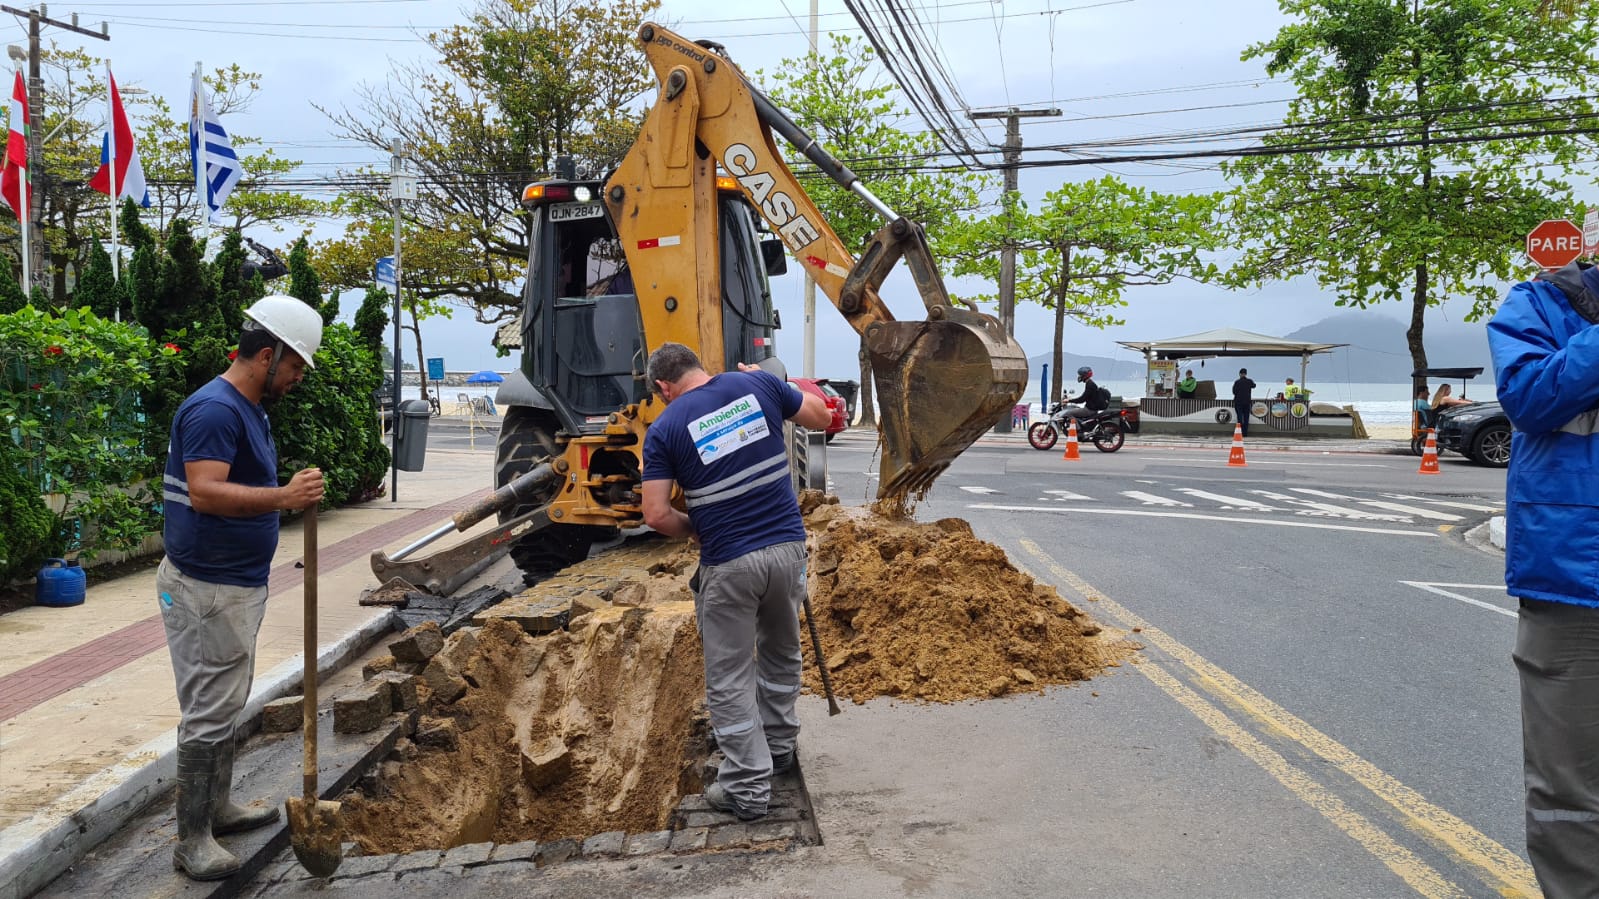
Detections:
[0, 491, 479, 724]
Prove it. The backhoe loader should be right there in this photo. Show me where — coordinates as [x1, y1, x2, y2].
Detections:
[371, 23, 1026, 591]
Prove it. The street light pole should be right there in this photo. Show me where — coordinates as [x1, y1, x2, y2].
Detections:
[390, 138, 405, 503]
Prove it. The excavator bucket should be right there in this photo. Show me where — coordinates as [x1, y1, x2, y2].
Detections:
[867, 308, 1028, 500]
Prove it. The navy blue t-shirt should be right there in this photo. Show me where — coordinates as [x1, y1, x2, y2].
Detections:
[642, 370, 805, 566]
[162, 377, 281, 586]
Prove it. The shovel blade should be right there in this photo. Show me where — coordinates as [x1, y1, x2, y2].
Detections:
[867, 310, 1027, 500]
[286, 796, 345, 877]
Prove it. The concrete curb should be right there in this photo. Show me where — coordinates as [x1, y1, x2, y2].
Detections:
[0, 609, 400, 899]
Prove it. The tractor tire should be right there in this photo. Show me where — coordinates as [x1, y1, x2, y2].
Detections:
[495, 406, 613, 583]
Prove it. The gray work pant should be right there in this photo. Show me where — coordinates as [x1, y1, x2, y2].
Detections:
[1515, 597, 1599, 899]
[157, 557, 268, 744]
[692, 540, 807, 814]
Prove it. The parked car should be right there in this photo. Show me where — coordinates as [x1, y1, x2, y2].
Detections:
[816, 379, 851, 428]
[789, 377, 848, 442]
[1435, 400, 1511, 468]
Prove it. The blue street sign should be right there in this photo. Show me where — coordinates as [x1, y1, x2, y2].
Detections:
[426, 357, 445, 382]
[374, 256, 396, 289]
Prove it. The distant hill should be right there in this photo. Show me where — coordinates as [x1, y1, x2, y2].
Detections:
[1026, 312, 1492, 387]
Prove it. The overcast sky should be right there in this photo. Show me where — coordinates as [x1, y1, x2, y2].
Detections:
[19, 0, 1523, 378]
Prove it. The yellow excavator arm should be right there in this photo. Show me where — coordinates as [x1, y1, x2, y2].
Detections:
[604, 23, 1027, 500]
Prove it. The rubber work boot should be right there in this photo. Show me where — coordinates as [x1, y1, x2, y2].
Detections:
[213, 736, 280, 836]
[705, 783, 767, 822]
[771, 750, 796, 776]
[173, 741, 241, 880]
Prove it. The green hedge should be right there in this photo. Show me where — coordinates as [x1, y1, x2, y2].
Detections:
[0, 432, 53, 583]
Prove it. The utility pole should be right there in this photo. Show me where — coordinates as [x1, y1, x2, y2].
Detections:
[0, 5, 109, 297]
[968, 105, 1060, 432]
[802, 0, 819, 378]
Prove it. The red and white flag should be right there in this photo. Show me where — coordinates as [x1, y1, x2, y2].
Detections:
[88, 68, 149, 207]
[1, 70, 28, 223]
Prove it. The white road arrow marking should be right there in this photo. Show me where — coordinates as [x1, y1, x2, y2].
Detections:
[1043, 489, 1093, 501]
[959, 485, 999, 495]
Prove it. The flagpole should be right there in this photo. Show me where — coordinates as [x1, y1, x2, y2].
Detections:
[14, 63, 27, 299]
[106, 62, 118, 288]
[192, 62, 206, 242]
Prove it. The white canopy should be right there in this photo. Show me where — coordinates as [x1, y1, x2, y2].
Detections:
[1115, 327, 1345, 360]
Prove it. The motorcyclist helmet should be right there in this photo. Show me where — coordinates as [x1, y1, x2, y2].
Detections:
[1076, 366, 1093, 381]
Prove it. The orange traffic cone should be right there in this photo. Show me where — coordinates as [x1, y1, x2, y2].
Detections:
[1418, 428, 1441, 475]
[1062, 419, 1081, 461]
[1227, 422, 1247, 467]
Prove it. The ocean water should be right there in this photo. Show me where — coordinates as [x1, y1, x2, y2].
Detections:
[1022, 379, 1497, 427]
[401, 379, 1491, 428]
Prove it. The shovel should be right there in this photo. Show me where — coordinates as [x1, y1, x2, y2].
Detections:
[285, 506, 344, 876]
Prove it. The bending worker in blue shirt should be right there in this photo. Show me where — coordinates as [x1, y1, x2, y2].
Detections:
[641, 343, 830, 821]
[1489, 261, 1599, 899]
[158, 295, 325, 880]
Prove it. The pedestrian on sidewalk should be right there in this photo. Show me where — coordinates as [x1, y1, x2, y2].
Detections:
[1232, 368, 1256, 436]
[157, 295, 325, 881]
[1489, 262, 1599, 899]
[639, 344, 830, 822]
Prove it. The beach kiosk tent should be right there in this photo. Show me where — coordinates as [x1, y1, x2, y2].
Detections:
[1115, 327, 1346, 395]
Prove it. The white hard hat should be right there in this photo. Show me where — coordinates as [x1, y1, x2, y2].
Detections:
[243, 294, 322, 368]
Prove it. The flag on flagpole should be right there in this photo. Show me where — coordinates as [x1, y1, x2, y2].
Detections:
[88, 69, 150, 208]
[189, 67, 242, 224]
[1, 70, 27, 222]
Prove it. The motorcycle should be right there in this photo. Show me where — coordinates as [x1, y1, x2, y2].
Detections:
[1027, 403, 1125, 453]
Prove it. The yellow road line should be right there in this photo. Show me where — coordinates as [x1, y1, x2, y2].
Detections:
[1139, 661, 1466, 898]
[1019, 539, 1539, 899]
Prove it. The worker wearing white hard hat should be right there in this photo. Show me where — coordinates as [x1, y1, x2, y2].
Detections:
[156, 294, 325, 879]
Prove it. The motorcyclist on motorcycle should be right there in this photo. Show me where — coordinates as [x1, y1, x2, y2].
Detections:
[1057, 366, 1109, 420]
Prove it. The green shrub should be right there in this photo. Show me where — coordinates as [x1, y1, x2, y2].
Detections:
[269, 323, 390, 505]
[0, 431, 55, 584]
[0, 305, 158, 558]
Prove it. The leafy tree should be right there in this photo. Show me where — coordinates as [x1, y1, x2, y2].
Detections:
[316, 0, 660, 327]
[945, 178, 1223, 403]
[760, 34, 992, 426]
[353, 285, 390, 353]
[0, 255, 27, 314]
[1224, 0, 1599, 370]
[135, 64, 326, 233]
[74, 241, 118, 320]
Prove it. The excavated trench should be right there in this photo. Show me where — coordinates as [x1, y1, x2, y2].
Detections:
[342, 493, 1129, 855]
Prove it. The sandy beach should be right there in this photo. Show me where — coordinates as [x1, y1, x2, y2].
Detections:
[1365, 423, 1412, 440]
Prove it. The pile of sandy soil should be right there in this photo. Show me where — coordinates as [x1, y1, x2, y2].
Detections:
[799, 493, 1121, 703]
[343, 607, 706, 853]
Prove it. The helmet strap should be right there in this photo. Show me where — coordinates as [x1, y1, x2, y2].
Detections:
[262, 341, 285, 405]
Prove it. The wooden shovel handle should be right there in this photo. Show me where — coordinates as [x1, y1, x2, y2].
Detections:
[302, 506, 318, 801]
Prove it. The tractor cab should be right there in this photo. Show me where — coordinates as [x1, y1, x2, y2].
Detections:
[516, 174, 787, 436]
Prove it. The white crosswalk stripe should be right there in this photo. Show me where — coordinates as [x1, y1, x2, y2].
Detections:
[1175, 487, 1280, 512]
[1043, 489, 1093, 501]
[1289, 488, 1463, 522]
[1250, 489, 1411, 522]
[959, 485, 999, 495]
[1380, 493, 1502, 513]
[1122, 490, 1192, 507]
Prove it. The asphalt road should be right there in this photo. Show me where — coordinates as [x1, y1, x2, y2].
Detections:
[817, 429, 1525, 897]
[252, 428, 1528, 898]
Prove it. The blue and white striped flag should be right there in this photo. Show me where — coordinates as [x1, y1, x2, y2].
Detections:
[189, 66, 242, 224]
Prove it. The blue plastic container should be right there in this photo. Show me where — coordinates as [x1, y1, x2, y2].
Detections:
[35, 558, 86, 607]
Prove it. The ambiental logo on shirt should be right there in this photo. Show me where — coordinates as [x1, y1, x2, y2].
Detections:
[689, 393, 770, 465]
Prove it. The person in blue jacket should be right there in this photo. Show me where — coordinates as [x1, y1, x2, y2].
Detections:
[1488, 261, 1599, 899]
